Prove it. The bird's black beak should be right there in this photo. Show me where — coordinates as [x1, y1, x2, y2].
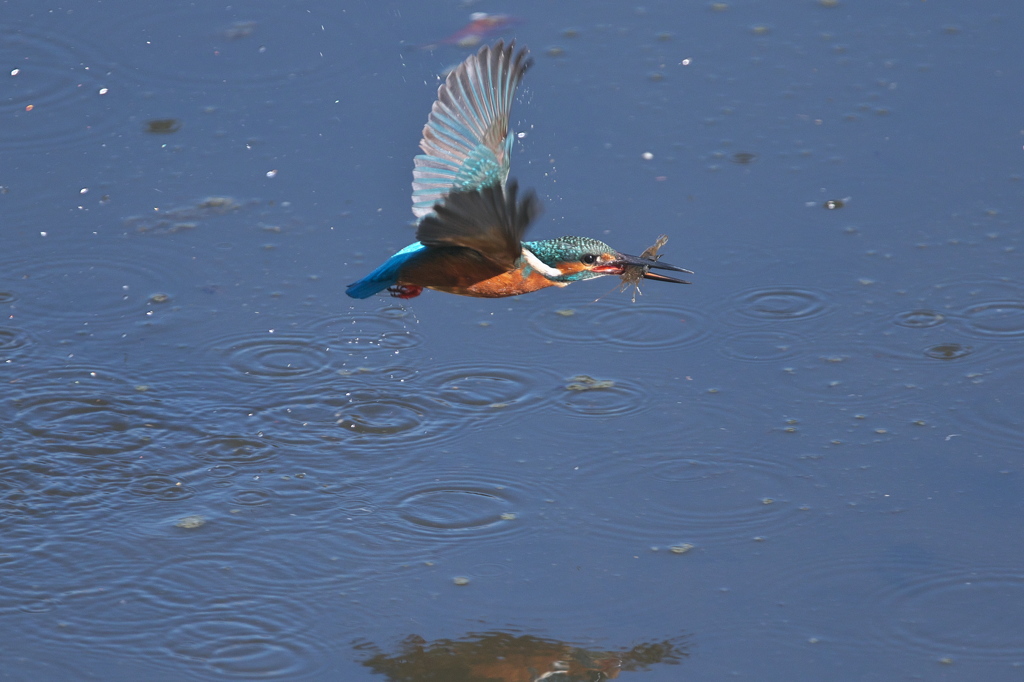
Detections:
[602, 253, 694, 284]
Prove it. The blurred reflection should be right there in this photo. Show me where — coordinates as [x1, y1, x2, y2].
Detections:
[356, 631, 689, 681]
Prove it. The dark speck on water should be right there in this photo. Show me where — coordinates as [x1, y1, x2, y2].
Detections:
[145, 119, 182, 134]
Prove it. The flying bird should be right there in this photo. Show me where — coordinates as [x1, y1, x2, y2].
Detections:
[346, 41, 692, 300]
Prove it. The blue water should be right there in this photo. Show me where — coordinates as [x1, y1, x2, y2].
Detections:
[2, 1, 1023, 679]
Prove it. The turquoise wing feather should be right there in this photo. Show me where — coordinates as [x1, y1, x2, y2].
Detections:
[411, 40, 532, 219]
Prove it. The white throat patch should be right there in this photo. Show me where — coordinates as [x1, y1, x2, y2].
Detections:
[521, 247, 563, 279]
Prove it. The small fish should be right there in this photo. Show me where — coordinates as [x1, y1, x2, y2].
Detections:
[620, 235, 680, 300]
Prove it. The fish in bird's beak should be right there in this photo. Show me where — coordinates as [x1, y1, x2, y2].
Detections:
[607, 235, 693, 300]
[593, 235, 693, 285]
[616, 253, 693, 284]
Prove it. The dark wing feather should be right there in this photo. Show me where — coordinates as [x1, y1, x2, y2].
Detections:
[415, 181, 541, 270]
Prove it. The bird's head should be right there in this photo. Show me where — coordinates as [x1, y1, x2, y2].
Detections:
[524, 236, 692, 284]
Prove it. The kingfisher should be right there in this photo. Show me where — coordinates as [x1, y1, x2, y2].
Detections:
[346, 41, 692, 300]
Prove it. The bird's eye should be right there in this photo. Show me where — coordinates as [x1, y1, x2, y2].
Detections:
[581, 254, 597, 265]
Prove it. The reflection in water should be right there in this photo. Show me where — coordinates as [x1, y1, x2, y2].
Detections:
[357, 631, 688, 681]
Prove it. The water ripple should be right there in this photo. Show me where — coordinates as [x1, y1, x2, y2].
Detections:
[192, 435, 280, 465]
[529, 301, 709, 350]
[922, 342, 973, 361]
[0, 533, 152, 627]
[777, 347, 924, 407]
[555, 376, 648, 418]
[577, 448, 823, 546]
[398, 485, 517, 535]
[0, 327, 36, 363]
[249, 385, 461, 457]
[378, 471, 532, 550]
[164, 609, 320, 679]
[7, 366, 186, 455]
[958, 301, 1024, 338]
[0, 251, 173, 324]
[882, 568, 1024, 661]
[770, 550, 1024, 661]
[142, 544, 347, 602]
[915, 278, 1023, 313]
[726, 286, 832, 324]
[768, 548, 942, 654]
[229, 489, 273, 506]
[0, 25, 116, 150]
[83, 5, 349, 91]
[717, 329, 806, 362]
[892, 310, 947, 329]
[416, 363, 559, 413]
[0, 451, 151, 520]
[208, 331, 336, 381]
[249, 475, 374, 522]
[127, 473, 196, 502]
[311, 308, 423, 353]
[951, 364, 1024, 450]
[43, 575, 323, 679]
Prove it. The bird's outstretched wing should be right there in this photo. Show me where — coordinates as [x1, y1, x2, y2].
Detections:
[411, 40, 532, 219]
[415, 181, 541, 270]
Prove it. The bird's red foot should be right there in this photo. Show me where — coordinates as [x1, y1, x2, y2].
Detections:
[388, 284, 423, 299]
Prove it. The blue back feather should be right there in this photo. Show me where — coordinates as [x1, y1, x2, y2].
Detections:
[345, 242, 425, 298]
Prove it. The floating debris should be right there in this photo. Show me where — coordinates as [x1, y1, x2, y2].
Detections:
[619, 234, 669, 301]
[175, 515, 205, 529]
[924, 343, 972, 360]
[126, 196, 246, 234]
[224, 20, 257, 40]
[197, 196, 241, 212]
[824, 199, 845, 209]
[669, 543, 695, 554]
[565, 375, 615, 391]
[145, 119, 182, 134]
